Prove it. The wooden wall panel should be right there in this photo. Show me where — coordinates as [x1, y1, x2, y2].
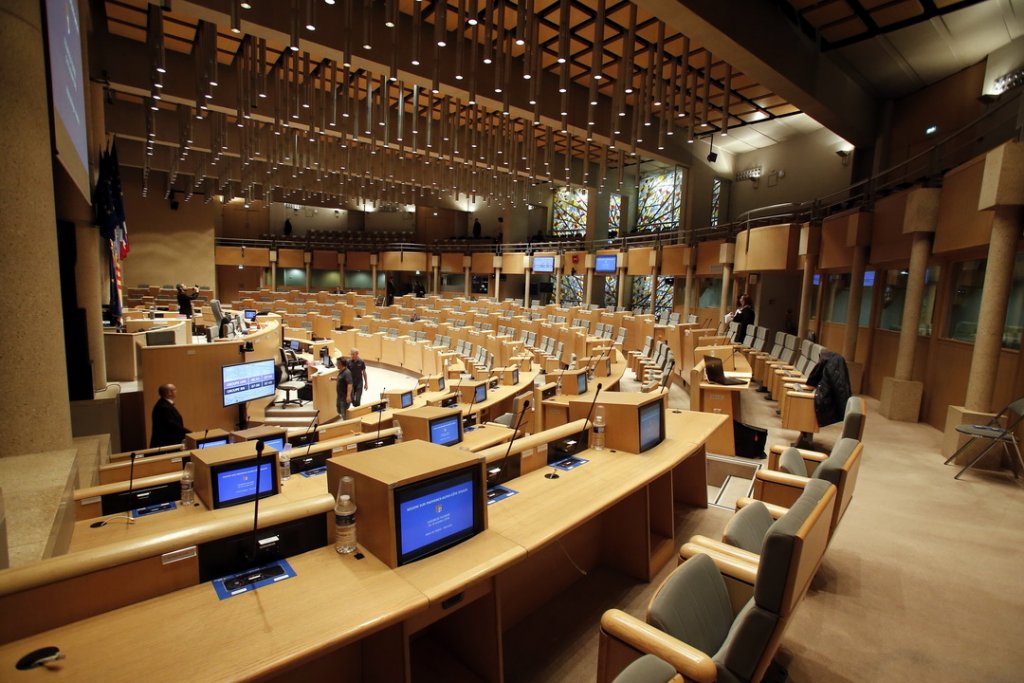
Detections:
[277, 249, 306, 268]
[934, 155, 996, 254]
[626, 248, 654, 276]
[380, 251, 428, 272]
[441, 253, 466, 273]
[502, 253, 526, 274]
[865, 331, 930, 399]
[215, 246, 270, 267]
[661, 245, 693, 276]
[696, 240, 725, 276]
[869, 190, 914, 267]
[733, 224, 797, 273]
[471, 252, 495, 274]
[820, 322, 870, 363]
[819, 218, 853, 272]
[312, 250, 340, 269]
[923, 340, 1021, 430]
[346, 252, 372, 270]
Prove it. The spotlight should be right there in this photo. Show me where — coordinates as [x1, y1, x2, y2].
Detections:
[707, 151, 718, 163]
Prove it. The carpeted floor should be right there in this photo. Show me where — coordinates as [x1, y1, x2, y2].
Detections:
[504, 378, 1024, 682]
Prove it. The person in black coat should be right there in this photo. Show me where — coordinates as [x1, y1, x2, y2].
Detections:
[176, 283, 200, 316]
[733, 295, 755, 343]
[150, 384, 190, 447]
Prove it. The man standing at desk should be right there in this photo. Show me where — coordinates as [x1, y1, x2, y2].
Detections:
[176, 283, 200, 316]
[333, 358, 353, 419]
[150, 384, 189, 447]
[349, 348, 368, 406]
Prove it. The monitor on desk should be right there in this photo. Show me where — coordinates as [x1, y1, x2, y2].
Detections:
[394, 464, 484, 566]
[198, 438, 230, 449]
[290, 339, 301, 351]
[211, 460, 278, 508]
[474, 384, 487, 403]
[243, 309, 258, 320]
[438, 376, 446, 391]
[400, 391, 414, 409]
[638, 399, 665, 452]
[576, 372, 587, 394]
[221, 359, 276, 407]
[428, 414, 463, 447]
[263, 437, 286, 453]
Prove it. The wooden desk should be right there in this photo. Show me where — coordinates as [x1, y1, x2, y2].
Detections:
[695, 376, 750, 456]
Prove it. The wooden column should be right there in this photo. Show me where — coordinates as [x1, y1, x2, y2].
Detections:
[718, 242, 735, 327]
[797, 222, 820, 340]
[524, 265, 532, 308]
[616, 268, 626, 310]
[842, 245, 867, 360]
[682, 263, 694, 320]
[370, 254, 378, 299]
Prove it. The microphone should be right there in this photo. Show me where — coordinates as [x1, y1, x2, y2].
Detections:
[464, 382, 481, 432]
[554, 362, 568, 394]
[583, 383, 604, 431]
[299, 409, 320, 466]
[375, 390, 386, 441]
[127, 452, 137, 493]
[494, 400, 530, 486]
[248, 439, 266, 562]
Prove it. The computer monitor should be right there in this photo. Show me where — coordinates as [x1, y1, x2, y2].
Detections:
[221, 359, 277, 407]
[576, 372, 587, 394]
[211, 459, 278, 508]
[532, 256, 555, 273]
[428, 414, 463, 447]
[512, 368, 520, 385]
[243, 309, 257, 320]
[400, 391, 414, 409]
[638, 399, 665, 453]
[320, 347, 333, 367]
[393, 464, 483, 566]
[438, 376, 446, 391]
[197, 438, 230, 449]
[290, 339, 301, 351]
[594, 254, 617, 274]
[263, 437, 286, 453]
[474, 384, 486, 403]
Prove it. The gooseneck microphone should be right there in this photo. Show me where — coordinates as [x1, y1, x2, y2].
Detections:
[302, 409, 320, 460]
[496, 400, 531, 484]
[248, 439, 266, 562]
[583, 383, 604, 431]
[464, 382, 481, 432]
[127, 452, 137, 493]
[375, 389, 386, 440]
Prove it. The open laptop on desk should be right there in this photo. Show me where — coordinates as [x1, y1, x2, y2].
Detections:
[703, 356, 747, 386]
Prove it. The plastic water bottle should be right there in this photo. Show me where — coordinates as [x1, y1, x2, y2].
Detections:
[593, 410, 606, 451]
[334, 476, 357, 554]
[279, 444, 292, 481]
[180, 462, 194, 506]
[394, 423, 404, 443]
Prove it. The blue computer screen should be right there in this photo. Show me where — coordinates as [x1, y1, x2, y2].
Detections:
[198, 438, 229, 449]
[532, 256, 555, 273]
[290, 340, 301, 351]
[429, 416, 461, 447]
[474, 384, 486, 403]
[262, 437, 285, 452]
[594, 254, 617, 274]
[576, 373, 587, 393]
[438, 376, 446, 390]
[215, 462, 275, 505]
[222, 359, 276, 407]
[401, 392, 413, 408]
[395, 467, 478, 564]
[243, 309, 257, 320]
[638, 401, 663, 453]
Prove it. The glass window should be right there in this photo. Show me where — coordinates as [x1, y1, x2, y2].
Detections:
[630, 276, 675, 315]
[710, 178, 728, 227]
[698, 278, 722, 309]
[825, 272, 873, 326]
[551, 187, 588, 237]
[608, 193, 622, 239]
[636, 169, 684, 233]
[809, 273, 821, 320]
[1005, 253, 1024, 349]
[604, 273, 618, 308]
[946, 259, 986, 343]
[878, 266, 941, 335]
[559, 275, 584, 305]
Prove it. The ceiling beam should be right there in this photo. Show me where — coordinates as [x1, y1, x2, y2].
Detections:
[633, 0, 878, 146]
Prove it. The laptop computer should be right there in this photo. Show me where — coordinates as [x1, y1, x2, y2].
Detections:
[703, 356, 747, 386]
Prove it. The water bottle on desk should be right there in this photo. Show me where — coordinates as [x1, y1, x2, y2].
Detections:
[280, 444, 292, 481]
[180, 462, 195, 506]
[593, 408, 606, 451]
[395, 423, 404, 443]
[334, 476, 358, 554]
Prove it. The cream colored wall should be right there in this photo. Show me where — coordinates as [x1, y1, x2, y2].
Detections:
[120, 169, 218, 292]
[730, 128, 854, 219]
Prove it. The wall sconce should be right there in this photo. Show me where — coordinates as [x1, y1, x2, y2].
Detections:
[735, 167, 762, 182]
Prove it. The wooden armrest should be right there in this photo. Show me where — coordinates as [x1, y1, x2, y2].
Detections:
[682, 535, 762, 565]
[679, 543, 759, 585]
[785, 389, 815, 398]
[600, 610, 717, 683]
[735, 497, 790, 519]
[756, 469, 811, 488]
[768, 445, 828, 462]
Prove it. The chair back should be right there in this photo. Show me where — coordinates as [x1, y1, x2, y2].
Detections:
[841, 396, 867, 441]
[811, 438, 864, 533]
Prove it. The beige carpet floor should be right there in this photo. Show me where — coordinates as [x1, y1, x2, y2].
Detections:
[503, 379, 1024, 682]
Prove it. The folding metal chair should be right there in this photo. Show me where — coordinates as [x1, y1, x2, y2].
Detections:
[943, 398, 1024, 480]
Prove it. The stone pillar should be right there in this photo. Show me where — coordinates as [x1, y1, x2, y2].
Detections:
[880, 188, 940, 422]
[370, 254, 378, 299]
[843, 246, 867, 359]
[554, 259, 562, 306]
[524, 266, 532, 308]
[338, 253, 346, 293]
[75, 224, 107, 391]
[718, 243, 735, 327]
[616, 269, 626, 310]
[304, 252, 312, 291]
[270, 249, 277, 292]
[683, 263, 694, 320]
[493, 255, 502, 301]
[463, 268, 471, 299]
[584, 254, 594, 305]
[942, 141, 1024, 464]
[0, 0, 72, 455]
[797, 222, 820, 340]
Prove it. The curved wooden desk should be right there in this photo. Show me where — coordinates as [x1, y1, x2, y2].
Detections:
[0, 411, 724, 681]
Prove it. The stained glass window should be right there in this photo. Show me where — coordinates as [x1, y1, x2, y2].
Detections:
[608, 193, 622, 238]
[552, 187, 589, 237]
[636, 169, 683, 233]
[559, 275, 584, 305]
[604, 274, 618, 308]
[631, 276, 675, 315]
[710, 178, 723, 227]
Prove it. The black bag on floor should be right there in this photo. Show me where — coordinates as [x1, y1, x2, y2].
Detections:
[297, 382, 313, 402]
[734, 420, 767, 459]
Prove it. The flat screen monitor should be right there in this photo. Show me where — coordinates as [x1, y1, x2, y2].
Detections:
[638, 400, 665, 453]
[212, 460, 277, 508]
[532, 256, 555, 273]
[474, 384, 487, 403]
[594, 254, 617, 274]
[576, 372, 587, 394]
[198, 438, 230, 449]
[429, 415, 463, 447]
[512, 369, 520, 385]
[222, 359, 277, 407]
[400, 392, 414, 409]
[438, 376, 446, 391]
[393, 465, 483, 566]
[243, 309, 258, 320]
[290, 340, 301, 351]
[262, 437, 286, 453]
[864, 270, 876, 287]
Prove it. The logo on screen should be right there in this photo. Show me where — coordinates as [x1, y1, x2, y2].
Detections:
[435, 503, 443, 513]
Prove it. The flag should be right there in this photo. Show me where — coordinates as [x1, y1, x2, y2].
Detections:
[109, 240, 123, 323]
[109, 143, 130, 259]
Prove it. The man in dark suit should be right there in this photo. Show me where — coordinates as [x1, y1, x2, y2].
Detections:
[150, 384, 189, 447]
